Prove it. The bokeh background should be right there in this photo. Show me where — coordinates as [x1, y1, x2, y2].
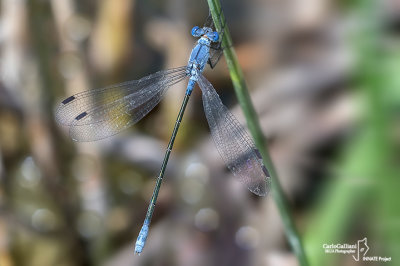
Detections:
[0, 0, 399, 265]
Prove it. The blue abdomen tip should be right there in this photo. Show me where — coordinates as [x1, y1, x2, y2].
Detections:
[135, 222, 149, 254]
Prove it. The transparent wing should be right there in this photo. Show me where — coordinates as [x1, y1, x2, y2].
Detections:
[198, 74, 271, 196]
[56, 66, 187, 125]
[208, 44, 224, 69]
[203, 10, 226, 68]
[202, 11, 214, 29]
[55, 66, 188, 141]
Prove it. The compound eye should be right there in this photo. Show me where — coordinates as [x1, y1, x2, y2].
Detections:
[207, 31, 219, 42]
[191, 26, 204, 37]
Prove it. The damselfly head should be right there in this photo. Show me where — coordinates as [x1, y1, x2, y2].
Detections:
[191, 26, 219, 42]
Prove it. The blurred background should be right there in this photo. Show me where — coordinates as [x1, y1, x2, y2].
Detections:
[0, 0, 399, 265]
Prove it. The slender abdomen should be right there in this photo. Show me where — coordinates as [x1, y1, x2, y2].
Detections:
[185, 78, 197, 95]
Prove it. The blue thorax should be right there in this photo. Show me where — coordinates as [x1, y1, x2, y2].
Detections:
[186, 26, 219, 81]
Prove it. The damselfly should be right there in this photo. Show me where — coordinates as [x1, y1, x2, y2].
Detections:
[55, 13, 271, 254]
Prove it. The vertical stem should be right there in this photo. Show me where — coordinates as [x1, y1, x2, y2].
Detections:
[207, 1, 309, 265]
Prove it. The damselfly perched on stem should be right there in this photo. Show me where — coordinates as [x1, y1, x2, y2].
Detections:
[55, 12, 271, 254]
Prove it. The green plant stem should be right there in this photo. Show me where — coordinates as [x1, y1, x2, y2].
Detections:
[207, 1, 308, 265]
